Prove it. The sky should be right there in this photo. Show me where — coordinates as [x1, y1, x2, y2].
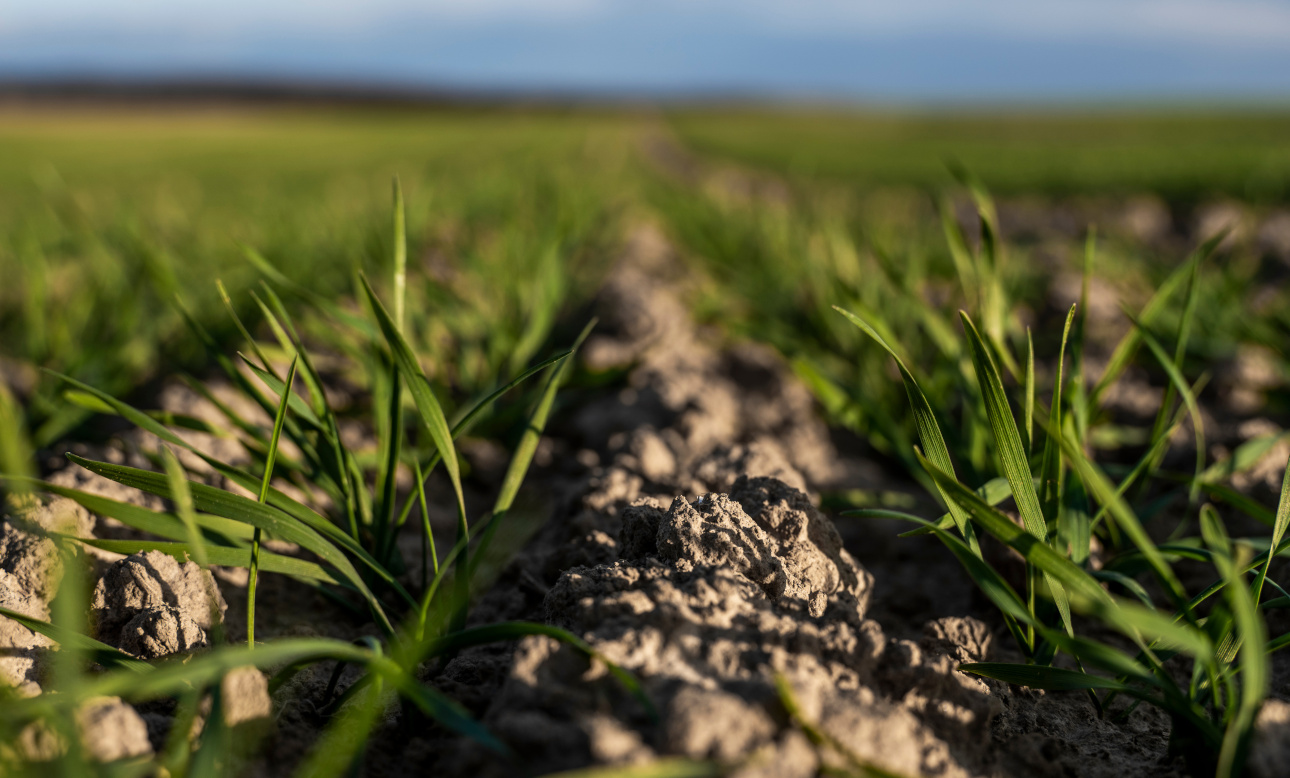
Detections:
[2, 0, 1290, 102]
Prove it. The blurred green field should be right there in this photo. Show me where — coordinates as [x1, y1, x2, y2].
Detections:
[0, 108, 641, 443]
[4, 103, 1290, 450]
[669, 107, 1290, 202]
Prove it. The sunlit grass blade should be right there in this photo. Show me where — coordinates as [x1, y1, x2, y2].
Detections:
[1087, 248, 1198, 410]
[470, 320, 595, 577]
[1042, 305, 1077, 524]
[1123, 309, 1206, 499]
[1024, 328, 1035, 453]
[960, 311, 1071, 634]
[961, 663, 1132, 692]
[0, 606, 148, 674]
[77, 537, 342, 585]
[1051, 427, 1192, 615]
[360, 274, 466, 533]
[65, 454, 394, 633]
[917, 450, 1212, 659]
[835, 305, 973, 544]
[249, 355, 297, 648]
[1200, 505, 1268, 777]
[217, 278, 274, 374]
[1253, 453, 1290, 603]
[864, 509, 1031, 651]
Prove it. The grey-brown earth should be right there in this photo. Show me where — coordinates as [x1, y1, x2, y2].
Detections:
[2, 222, 1289, 776]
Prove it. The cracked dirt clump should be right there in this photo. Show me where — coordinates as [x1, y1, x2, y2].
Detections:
[0, 569, 52, 697]
[438, 475, 971, 777]
[91, 550, 227, 650]
[76, 697, 154, 762]
[1, 496, 94, 602]
[118, 606, 209, 659]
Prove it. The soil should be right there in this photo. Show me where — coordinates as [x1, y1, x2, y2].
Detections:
[4, 221, 1290, 776]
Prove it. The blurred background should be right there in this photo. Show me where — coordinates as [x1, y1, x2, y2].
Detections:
[2, 0, 1290, 456]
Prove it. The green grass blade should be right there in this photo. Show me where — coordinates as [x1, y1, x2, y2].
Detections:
[889, 477, 1010, 537]
[470, 320, 595, 578]
[1024, 328, 1035, 453]
[1042, 305, 1077, 523]
[1254, 453, 1290, 604]
[1123, 310, 1206, 499]
[65, 454, 394, 634]
[0, 606, 148, 674]
[76, 537, 342, 585]
[960, 311, 1072, 634]
[1051, 429, 1193, 615]
[960, 663, 1131, 692]
[249, 356, 298, 648]
[393, 348, 574, 529]
[391, 176, 407, 333]
[217, 279, 274, 374]
[1200, 506, 1268, 778]
[959, 311, 1045, 538]
[359, 274, 466, 532]
[835, 305, 973, 543]
[918, 451, 1212, 659]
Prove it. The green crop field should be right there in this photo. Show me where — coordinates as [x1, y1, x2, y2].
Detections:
[3, 103, 1290, 777]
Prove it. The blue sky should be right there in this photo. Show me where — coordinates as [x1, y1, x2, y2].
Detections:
[3, 0, 1290, 101]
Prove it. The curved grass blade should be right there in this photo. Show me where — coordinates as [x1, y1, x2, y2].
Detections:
[889, 477, 1010, 537]
[960, 311, 1071, 634]
[1201, 506, 1269, 778]
[76, 537, 341, 585]
[1051, 418, 1192, 612]
[863, 508, 1031, 651]
[1254, 453, 1290, 605]
[64, 454, 393, 634]
[249, 356, 297, 648]
[217, 278, 274, 374]
[7, 476, 252, 546]
[1024, 328, 1035, 453]
[393, 348, 574, 529]
[835, 306, 973, 544]
[0, 606, 148, 674]
[917, 451, 1212, 660]
[1124, 310, 1206, 499]
[359, 274, 466, 538]
[470, 320, 595, 578]
[961, 663, 1130, 692]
